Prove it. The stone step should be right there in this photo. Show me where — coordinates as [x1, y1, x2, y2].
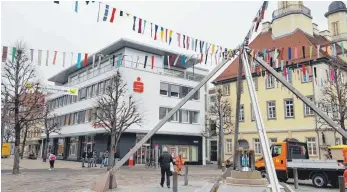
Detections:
[226, 177, 268, 186]
[230, 170, 262, 179]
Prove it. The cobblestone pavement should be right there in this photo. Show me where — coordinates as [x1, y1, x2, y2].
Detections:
[1, 159, 339, 192]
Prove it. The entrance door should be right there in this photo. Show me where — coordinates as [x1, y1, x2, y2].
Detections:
[210, 140, 217, 161]
[85, 142, 93, 152]
[136, 144, 150, 165]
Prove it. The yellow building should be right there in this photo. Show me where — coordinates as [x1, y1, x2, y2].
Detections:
[213, 1, 347, 161]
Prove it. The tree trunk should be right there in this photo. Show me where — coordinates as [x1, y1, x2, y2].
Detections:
[341, 121, 346, 145]
[108, 133, 115, 171]
[12, 124, 21, 174]
[218, 126, 222, 168]
[20, 124, 29, 159]
[43, 134, 49, 162]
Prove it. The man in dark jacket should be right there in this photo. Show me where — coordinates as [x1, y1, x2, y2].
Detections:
[81, 150, 87, 168]
[158, 147, 173, 188]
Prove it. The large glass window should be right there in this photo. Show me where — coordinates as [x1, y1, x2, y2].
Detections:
[271, 145, 282, 157]
[181, 110, 189, 123]
[57, 138, 64, 157]
[181, 86, 189, 98]
[160, 82, 169, 96]
[266, 75, 275, 89]
[191, 111, 199, 124]
[170, 85, 179, 98]
[225, 139, 232, 153]
[87, 86, 92, 98]
[304, 96, 314, 116]
[69, 137, 78, 156]
[171, 111, 179, 122]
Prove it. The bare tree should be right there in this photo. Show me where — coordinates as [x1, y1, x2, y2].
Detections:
[1, 41, 43, 174]
[209, 88, 233, 168]
[41, 103, 60, 162]
[93, 71, 142, 172]
[316, 58, 347, 145]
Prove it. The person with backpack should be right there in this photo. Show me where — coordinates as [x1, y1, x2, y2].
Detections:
[87, 149, 93, 168]
[48, 153, 56, 170]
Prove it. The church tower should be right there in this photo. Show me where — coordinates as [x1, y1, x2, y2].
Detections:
[325, 1, 347, 49]
[271, 1, 313, 38]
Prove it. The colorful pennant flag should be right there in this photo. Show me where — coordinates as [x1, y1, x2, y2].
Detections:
[103, 5, 109, 21]
[63, 52, 66, 67]
[142, 20, 146, 34]
[138, 18, 142, 34]
[160, 27, 164, 41]
[177, 33, 181, 47]
[182, 55, 186, 65]
[12, 47, 16, 63]
[309, 46, 312, 58]
[133, 16, 136, 31]
[2, 46, 8, 62]
[74, 1, 78, 13]
[77, 53, 81, 68]
[53, 51, 57, 64]
[84, 53, 88, 67]
[154, 25, 158, 40]
[169, 30, 173, 45]
[110, 8, 116, 23]
[144, 56, 148, 68]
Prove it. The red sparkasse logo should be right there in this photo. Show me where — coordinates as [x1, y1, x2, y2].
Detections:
[133, 77, 144, 93]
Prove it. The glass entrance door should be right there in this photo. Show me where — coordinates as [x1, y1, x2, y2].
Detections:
[136, 144, 150, 165]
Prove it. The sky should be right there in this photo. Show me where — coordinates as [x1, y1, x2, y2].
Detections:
[0, 1, 342, 87]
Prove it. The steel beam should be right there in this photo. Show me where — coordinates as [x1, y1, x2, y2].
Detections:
[250, 52, 347, 139]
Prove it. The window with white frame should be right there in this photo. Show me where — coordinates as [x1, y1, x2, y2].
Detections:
[171, 111, 179, 122]
[254, 138, 261, 154]
[223, 84, 230, 95]
[304, 96, 314, 116]
[239, 104, 245, 121]
[225, 139, 232, 153]
[159, 107, 169, 119]
[266, 75, 275, 89]
[170, 84, 179, 98]
[284, 99, 294, 118]
[307, 137, 317, 156]
[191, 111, 199, 124]
[253, 78, 258, 91]
[160, 82, 169, 96]
[251, 103, 255, 121]
[301, 69, 312, 83]
[181, 110, 189, 123]
[267, 101, 276, 119]
[269, 138, 277, 145]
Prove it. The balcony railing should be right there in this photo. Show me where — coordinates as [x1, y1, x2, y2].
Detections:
[332, 33, 347, 43]
[272, 4, 311, 20]
[67, 58, 204, 87]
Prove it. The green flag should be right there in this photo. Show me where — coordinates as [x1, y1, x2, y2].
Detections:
[12, 47, 16, 63]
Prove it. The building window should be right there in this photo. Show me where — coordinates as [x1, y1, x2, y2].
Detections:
[254, 138, 261, 154]
[64, 114, 69, 126]
[301, 69, 312, 83]
[170, 84, 179, 98]
[239, 104, 244, 121]
[267, 101, 276, 120]
[159, 107, 169, 119]
[79, 88, 87, 100]
[266, 75, 275, 89]
[332, 21, 339, 36]
[95, 83, 100, 96]
[251, 103, 255, 121]
[74, 112, 78, 124]
[78, 111, 85, 123]
[85, 109, 90, 122]
[192, 90, 199, 100]
[69, 137, 78, 156]
[225, 139, 232, 154]
[307, 137, 317, 156]
[171, 111, 179, 122]
[191, 111, 199, 124]
[304, 96, 314, 116]
[99, 81, 105, 95]
[284, 99, 294, 118]
[87, 86, 92, 98]
[253, 78, 258, 91]
[223, 84, 230, 95]
[210, 95, 216, 103]
[181, 86, 189, 98]
[160, 82, 169, 96]
[69, 113, 74, 125]
[269, 138, 277, 145]
[287, 69, 292, 84]
[181, 110, 189, 123]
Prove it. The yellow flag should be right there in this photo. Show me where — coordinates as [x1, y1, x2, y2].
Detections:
[160, 27, 164, 41]
[67, 88, 78, 96]
[25, 82, 32, 90]
[212, 45, 215, 54]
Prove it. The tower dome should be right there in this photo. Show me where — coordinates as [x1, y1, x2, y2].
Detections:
[325, 1, 347, 17]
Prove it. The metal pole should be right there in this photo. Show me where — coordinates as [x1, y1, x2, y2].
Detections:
[111, 53, 236, 172]
[173, 171, 178, 192]
[233, 55, 243, 170]
[155, 145, 159, 169]
[241, 50, 281, 192]
[184, 165, 188, 185]
[293, 168, 299, 189]
[339, 175, 345, 192]
[219, 99, 225, 168]
[250, 53, 347, 139]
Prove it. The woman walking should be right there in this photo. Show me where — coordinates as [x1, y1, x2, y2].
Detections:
[49, 153, 56, 170]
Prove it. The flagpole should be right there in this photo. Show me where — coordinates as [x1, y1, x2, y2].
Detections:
[97, 2, 101, 22]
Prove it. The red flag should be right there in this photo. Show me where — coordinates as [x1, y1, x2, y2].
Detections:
[151, 56, 154, 69]
[53, 51, 57, 64]
[200, 54, 203, 63]
[84, 53, 88, 66]
[110, 8, 116, 23]
[302, 64, 306, 75]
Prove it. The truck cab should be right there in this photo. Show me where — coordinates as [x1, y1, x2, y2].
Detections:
[255, 140, 309, 182]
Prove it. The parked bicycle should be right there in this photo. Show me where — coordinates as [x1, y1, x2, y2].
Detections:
[145, 157, 156, 168]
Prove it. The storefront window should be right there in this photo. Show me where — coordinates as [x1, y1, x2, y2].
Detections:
[162, 145, 199, 162]
[69, 137, 79, 156]
[57, 138, 64, 156]
[190, 146, 198, 162]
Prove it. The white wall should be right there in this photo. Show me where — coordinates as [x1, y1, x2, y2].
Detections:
[46, 49, 206, 138]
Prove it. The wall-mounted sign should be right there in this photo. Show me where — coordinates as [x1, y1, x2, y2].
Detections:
[193, 140, 199, 143]
[133, 77, 144, 93]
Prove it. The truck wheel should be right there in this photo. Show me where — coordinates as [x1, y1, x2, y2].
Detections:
[312, 173, 327, 188]
[260, 170, 267, 178]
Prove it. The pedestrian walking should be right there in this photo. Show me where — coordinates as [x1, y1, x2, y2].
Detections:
[92, 150, 97, 167]
[158, 147, 173, 188]
[104, 150, 109, 167]
[82, 150, 87, 168]
[48, 153, 56, 170]
[87, 149, 93, 167]
[175, 152, 184, 175]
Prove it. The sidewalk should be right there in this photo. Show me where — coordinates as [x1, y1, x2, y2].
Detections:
[1, 157, 84, 170]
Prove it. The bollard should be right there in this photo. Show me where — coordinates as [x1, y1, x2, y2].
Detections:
[222, 166, 226, 172]
[173, 171, 178, 192]
[293, 168, 299, 189]
[339, 176, 345, 192]
[184, 166, 188, 186]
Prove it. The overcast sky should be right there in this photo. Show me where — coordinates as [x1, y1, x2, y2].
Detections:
[0, 1, 340, 86]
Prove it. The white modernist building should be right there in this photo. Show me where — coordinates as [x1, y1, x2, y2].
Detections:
[42, 38, 208, 165]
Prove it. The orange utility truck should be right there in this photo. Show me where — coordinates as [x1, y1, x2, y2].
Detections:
[255, 140, 345, 188]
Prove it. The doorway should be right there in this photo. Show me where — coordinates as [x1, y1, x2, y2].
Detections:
[136, 144, 150, 165]
[210, 140, 217, 162]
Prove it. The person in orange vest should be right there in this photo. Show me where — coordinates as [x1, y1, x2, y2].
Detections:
[175, 153, 184, 175]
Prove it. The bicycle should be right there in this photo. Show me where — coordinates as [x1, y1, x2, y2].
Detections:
[145, 158, 156, 169]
